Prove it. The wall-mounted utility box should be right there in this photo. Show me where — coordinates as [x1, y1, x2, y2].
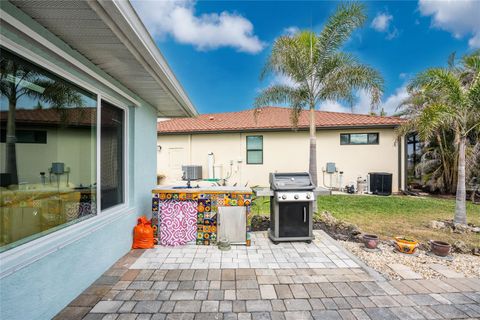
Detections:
[326, 162, 336, 174]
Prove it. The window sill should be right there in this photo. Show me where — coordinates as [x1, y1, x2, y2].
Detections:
[0, 206, 135, 279]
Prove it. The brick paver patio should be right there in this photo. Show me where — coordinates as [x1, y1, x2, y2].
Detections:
[54, 232, 480, 320]
[130, 232, 359, 270]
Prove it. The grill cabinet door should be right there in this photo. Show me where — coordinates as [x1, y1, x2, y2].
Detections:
[278, 203, 309, 237]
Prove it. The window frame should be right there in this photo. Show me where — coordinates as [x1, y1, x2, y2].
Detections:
[99, 99, 127, 212]
[246, 135, 263, 165]
[0, 38, 130, 276]
[340, 133, 380, 145]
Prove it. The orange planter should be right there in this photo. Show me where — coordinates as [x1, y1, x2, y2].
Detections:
[394, 236, 418, 254]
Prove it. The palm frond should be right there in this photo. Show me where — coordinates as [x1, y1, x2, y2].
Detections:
[462, 50, 480, 72]
[320, 61, 383, 110]
[447, 52, 456, 69]
[317, 2, 366, 59]
[411, 68, 464, 107]
[260, 33, 312, 84]
[415, 103, 453, 140]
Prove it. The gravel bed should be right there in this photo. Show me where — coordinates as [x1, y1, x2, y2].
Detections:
[340, 241, 480, 280]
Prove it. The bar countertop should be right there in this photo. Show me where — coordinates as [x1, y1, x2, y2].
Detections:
[152, 185, 253, 194]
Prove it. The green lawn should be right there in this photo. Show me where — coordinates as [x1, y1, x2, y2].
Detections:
[252, 195, 480, 249]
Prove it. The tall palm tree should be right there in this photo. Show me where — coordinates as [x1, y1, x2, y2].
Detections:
[1, 51, 83, 185]
[255, 3, 383, 188]
[399, 51, 480, 225]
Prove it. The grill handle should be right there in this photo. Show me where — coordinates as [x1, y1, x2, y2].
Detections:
[303, 206, 306, 223]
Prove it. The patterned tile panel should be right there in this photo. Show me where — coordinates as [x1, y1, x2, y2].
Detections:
[152, 191, 252, 246]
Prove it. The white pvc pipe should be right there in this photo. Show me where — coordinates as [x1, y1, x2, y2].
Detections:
[207, 152, 214, 179]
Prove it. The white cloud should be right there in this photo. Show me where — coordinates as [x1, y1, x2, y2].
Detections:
[380, 86, 409, 115]
[284, 26, 300, 36]
[319, 100, 350, 113]
[371, 12, 399, 40]
[131, 0, 265, 53]
[271, 74, 298, 88]
[371, 13, 393, 32]
[469, 33, 480, 48]
[418, 0, 480, 48]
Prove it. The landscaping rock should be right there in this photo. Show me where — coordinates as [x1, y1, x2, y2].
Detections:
[340, 241, 480, 280]
[251, 216, 270, 231]
[453, 223, 470, 234]
[428, 219, 479, 234]
[452, 241, 469, 254]
[313, 211, 361, 242]
[429, 220, 446, 230]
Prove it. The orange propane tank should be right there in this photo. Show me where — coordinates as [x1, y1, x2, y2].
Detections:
[132, 216, 154, 249]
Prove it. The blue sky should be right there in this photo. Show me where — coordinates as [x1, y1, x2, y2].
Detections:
[132, 0, 480, 115]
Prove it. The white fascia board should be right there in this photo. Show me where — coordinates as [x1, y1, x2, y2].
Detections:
[94, 0, 198, 117]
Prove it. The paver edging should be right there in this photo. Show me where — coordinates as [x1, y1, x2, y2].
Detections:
[316, 230, 386, 282]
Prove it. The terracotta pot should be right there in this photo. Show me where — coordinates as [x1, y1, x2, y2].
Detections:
[430, 240, 451, 257]
[363, 234, 379, 249]
[394, 236, 419, 254]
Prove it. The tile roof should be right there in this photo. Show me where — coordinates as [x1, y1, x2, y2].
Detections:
[0, 108, 96, 127]
[157, 106, 404, 133]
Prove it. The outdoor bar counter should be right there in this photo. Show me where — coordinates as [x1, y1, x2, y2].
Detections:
[152, 186, 253, 247]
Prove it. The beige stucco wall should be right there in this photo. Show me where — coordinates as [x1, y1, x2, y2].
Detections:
[157, 128, 404, 192]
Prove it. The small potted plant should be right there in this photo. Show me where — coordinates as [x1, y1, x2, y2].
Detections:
[362, 234, 379, 249]
[394, 236, 419, 254]
[429, 240, 451, 257]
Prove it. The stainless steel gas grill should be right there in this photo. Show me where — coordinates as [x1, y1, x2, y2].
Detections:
[269, 172, 316, 244]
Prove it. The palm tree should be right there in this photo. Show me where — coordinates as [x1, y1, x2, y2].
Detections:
[399, 51, 480, 225]
[1, 51, 83, 185]
[254, 3, 383, 188]
[398, 92, 459, 194]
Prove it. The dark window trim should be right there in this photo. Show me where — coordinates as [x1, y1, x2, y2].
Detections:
[246, 135, 263, 165]
[100, 100, 125, 211]
[0, 129, 47, 144]
[340, 133, 379, 145]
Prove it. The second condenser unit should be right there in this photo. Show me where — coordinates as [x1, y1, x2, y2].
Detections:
[368, 172, 392, 196]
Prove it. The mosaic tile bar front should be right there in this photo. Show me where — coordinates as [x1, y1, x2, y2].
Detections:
[152, 190, 253, 246]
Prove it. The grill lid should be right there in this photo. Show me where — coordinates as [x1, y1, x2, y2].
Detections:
[269, 172, 315, 190]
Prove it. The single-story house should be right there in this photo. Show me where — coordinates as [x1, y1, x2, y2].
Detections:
[0, 1, 196, 319]
[157, 107, 407, 193]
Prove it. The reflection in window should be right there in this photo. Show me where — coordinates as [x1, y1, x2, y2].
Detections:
[0, 48, 97, 251]
[340, 133, 379, 145]
[246, 135, 263, 164]
[406, 133, 423, 184]
[101, 101, 124, 210]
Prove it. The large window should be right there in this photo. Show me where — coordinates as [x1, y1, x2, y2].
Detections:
[340, 133, 379, 145]
[246, 135, 263, 164]
[101, 101, 124, 210]
[0, 48, 97, 251]
[407, 133, 423, 183]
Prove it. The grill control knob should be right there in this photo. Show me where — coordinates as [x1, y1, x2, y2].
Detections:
[282, 194, 287, 200]
[306, 194, 311, 199]
[294, 194, 299, 200]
